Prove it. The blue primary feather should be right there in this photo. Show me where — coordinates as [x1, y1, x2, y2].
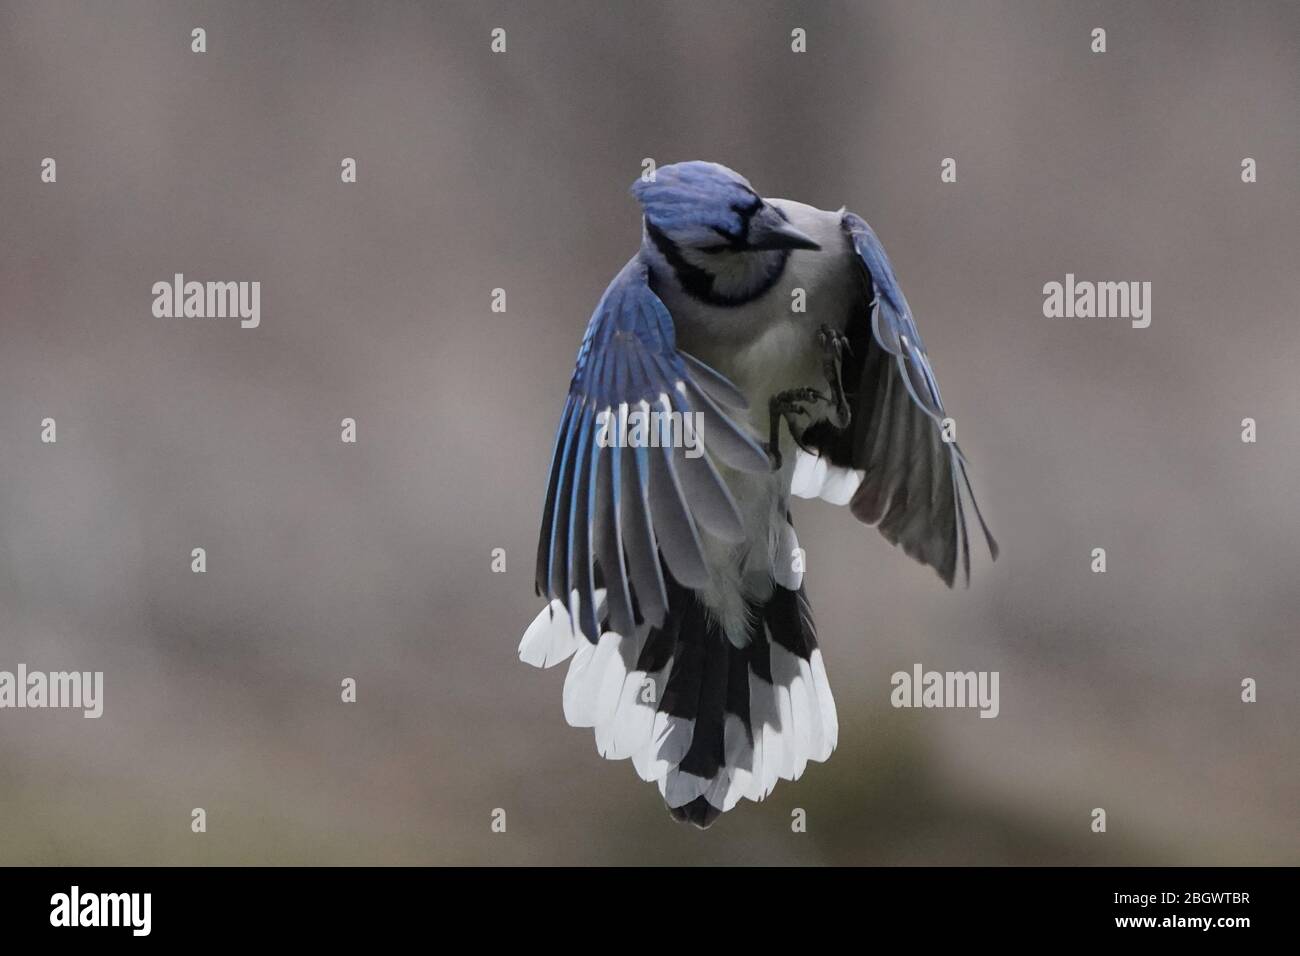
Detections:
[535, 256, 769, 643]
[843, 212, 945, 419]
[841, 211, 998, 582]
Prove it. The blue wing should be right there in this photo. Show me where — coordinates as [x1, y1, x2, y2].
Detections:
[799, 212, 996, 586]
[535, 257, 770, 642]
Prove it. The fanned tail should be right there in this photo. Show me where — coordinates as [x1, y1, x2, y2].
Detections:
[519, 573, 838, 828]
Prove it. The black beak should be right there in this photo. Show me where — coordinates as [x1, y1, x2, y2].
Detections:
[746, 207, 822, 251]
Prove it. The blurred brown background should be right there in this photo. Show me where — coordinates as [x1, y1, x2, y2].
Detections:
[0, 0, 1296, 865]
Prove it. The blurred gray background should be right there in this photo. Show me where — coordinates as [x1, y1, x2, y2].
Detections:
[1, 0, 1296, 864]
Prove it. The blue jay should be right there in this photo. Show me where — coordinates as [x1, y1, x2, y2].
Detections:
[519, 161, 997, 827]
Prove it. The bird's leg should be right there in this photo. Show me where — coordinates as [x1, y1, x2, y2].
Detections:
[766, 387, 827, 471]
[818, 324, 852, 430]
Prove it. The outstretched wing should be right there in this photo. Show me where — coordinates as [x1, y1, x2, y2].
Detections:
[793, 212, 997, 586]
[536, 257, 770, 642]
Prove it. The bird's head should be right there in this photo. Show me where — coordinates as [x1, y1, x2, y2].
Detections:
[631, 162, 820, 304]
[632, 161, 820, 254]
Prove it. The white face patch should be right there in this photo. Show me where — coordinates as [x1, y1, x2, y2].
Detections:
[679, 247, 786, 301]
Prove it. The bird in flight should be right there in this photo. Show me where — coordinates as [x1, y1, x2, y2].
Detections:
[519, 161, 997, 827]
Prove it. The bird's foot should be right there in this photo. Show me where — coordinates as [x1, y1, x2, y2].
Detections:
[767, 387, 827, 470]
[817, 324, 853, 430]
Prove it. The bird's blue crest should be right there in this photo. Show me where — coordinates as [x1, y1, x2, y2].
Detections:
[630, 161, 758, 243]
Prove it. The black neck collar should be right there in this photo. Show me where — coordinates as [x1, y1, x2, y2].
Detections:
[645, 220, 788, 307]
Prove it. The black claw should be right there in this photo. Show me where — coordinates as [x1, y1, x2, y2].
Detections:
[768, 390, 819, 470]
[819, 324, 852, 360]
[816, 324, 853, 430]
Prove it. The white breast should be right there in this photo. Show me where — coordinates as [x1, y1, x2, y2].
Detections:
[667, 200, 859, 428]
[650, 200, 864, 643]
